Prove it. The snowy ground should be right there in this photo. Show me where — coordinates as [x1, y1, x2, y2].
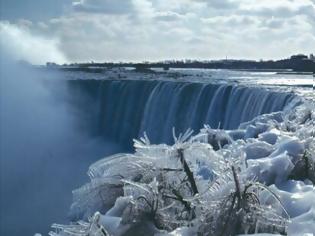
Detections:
[54, 67, 314, 100]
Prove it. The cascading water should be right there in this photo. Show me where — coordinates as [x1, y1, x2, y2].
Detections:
[68, 79, 296, 147]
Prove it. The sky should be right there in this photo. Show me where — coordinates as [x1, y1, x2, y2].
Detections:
[0, 0, 314, 64]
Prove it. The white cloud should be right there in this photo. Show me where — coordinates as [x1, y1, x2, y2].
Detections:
[0, 21, 67, 64]
[72, 0, 134, 14]
[2, 0, 315, 62]
[196, 0, 239, 9]
[153, 11, 183, 21]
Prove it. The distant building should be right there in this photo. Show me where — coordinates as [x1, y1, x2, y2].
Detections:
[290, 54, 308, 60]
[163, 65, 170, 71]
[46, 62, 58, 67]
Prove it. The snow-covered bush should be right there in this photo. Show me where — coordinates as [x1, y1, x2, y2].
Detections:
[46, 99, 315, 236]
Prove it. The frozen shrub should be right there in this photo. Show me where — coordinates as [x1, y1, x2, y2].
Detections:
[47, 99, 315, 236]
[289, 150, 315, 185]
[49, 212, 109, 236]
[197, 167, 289, 236]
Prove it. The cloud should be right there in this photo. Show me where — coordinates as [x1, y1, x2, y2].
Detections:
[0, 21, 67, 64]
[197, 0, 239, 10]
[154, 11, 182, 21]
[1, 0, 314, 62]
[261, 18, 284, 29]
[72, 0, 134, 14]
[238, 0, 315, 17]
[42, 0, 315, 61]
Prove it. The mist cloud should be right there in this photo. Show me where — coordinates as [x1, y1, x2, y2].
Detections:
[0, 21, 66, 64]
[0, 56, 122, 235]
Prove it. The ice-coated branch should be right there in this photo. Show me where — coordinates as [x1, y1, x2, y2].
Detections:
[177, 148, 199, 195]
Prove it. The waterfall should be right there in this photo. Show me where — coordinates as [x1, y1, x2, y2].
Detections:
[67, 79, 295, 147]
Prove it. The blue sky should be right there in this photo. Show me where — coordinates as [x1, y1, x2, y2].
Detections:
[0, 0, 70, 21]
[0, 0, 314, 64]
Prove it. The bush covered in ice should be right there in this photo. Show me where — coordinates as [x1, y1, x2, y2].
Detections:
[47, 99, 314, 236]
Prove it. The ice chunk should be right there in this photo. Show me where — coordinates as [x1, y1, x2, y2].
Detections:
[244, 141, 274, 160]
[258, 129, 280, 145]
[247, 153, 294, 185]
[270, 138, 305, 162]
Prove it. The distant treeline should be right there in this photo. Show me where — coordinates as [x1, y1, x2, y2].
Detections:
[47, 54, 315, 73]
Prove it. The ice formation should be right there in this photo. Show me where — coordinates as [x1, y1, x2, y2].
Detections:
[45, 95, 314, 236]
